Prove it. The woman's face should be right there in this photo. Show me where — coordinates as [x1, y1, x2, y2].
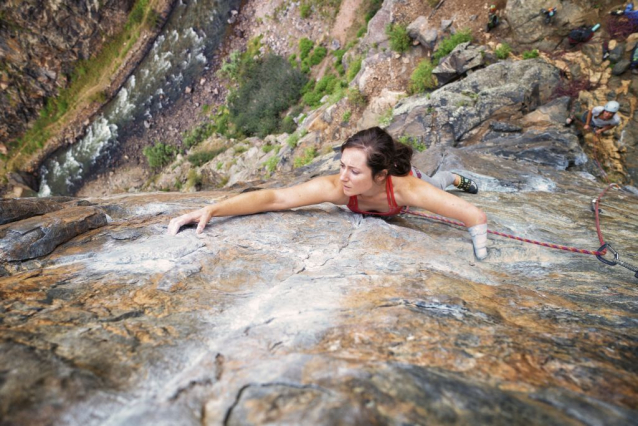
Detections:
[340, 148, 383, 196]
[600, 110, 614, 120]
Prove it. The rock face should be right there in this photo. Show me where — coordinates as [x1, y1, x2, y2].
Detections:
[432, 42, 487, 86]
[0, 0, 134, 145]
[1, 93, 638, 424]
[505, 0, 586, 46]
[388, 59, 561, 146]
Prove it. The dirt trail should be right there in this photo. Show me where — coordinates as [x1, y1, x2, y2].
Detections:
[331, 0, 364, 45]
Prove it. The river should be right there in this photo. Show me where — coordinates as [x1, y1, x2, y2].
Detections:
[38, 0, 241, 197]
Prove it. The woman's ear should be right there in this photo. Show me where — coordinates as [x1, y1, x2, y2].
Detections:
[375, 170, 388, 183]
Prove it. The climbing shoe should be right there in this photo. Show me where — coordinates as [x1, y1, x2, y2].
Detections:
[456, 175, 479, 194]
[565, 117, 574, 127]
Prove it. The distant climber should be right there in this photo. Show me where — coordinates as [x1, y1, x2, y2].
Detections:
[486, 5, 500, 32]
[541, 7, 557, 25]
[167, 127, 489, 260]
[566, 101, 621, 135]
[567, 25, 594, 47]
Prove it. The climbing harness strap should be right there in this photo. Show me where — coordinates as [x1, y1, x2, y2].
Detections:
[401, 183, 638, 279]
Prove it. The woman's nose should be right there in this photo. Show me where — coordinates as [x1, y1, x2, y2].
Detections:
[339, 169, 348, 181]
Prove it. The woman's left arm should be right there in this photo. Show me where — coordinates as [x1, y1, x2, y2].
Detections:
[396, 176, 488, 259]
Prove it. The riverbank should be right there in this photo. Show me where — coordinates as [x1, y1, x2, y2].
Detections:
[1, 0, 177, 197]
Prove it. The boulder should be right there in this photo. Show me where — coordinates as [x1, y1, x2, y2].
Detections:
[407, 16, 438, 49]
[0, 197, 74, 225]
[363, 0, 394, 48]
[609, 43, 625, 63]
[357, 89, 407, 130]
[432, 42, 487, 86]
[387, 59, 561, 145]
[0, 205, 107, 261]
[505, 0, 586, 45]
[466, 128, 587, 170]
[612, 59, 631, 76]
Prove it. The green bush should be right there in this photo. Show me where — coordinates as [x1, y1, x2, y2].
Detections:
[143, 142, 176, 169]
[386, 23, 411, 54]
[333, 49, 346, 75]
[217, 50, 242, 81]
[280, 115, 297, 134]
[342, 110, 352, 123]
[228, 54, 307, 138]
[398, 135, 426, 152]
[409, 59, 437, 93]
[183, 122, 215, 148]
[187, 148, 224, 167]
[294, 147, 318, 168]
[299, 38, 314, 60]
[347, 56, 363, 81]
[287, 132, 301, 148]
[522, 49, 539, 59]
[432, 29, 472, 63]
[302, 74, 342, 107]
[495, 43, 511, 60]
[300, 3, 312, 18]
[309, 46, 328, 66]
[263, 156, 279, 175]
[346, 88, 367, 108]
[378, 107, 393, 127]
[185, 169, 202, 190]
[234, 145, 248, 154]
[364, 0, 383, 23]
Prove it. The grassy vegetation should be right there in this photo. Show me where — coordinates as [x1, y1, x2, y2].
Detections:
[287, 129, 308, 148]
[294, 147, 318, 168]
[183, 122, 215, 148]
[263, 156, 280, 176]
[495, 43, 511, 60]
[409, 59, 437, 93]
[398, 135, 426, 152]
[300, 3, 312, 18]
[386, 23, 411, 54]
[342, 110, 352, 123]
[299, 38, 315, 61]
[7, 0, 161, 170]
[143, 142, 176, 169]
[522, 49, 540, 59]
[347, 56, 363, 82]
[378, 107, 393, 127]
[187, 148, 225, 167]
[302, 74, 345, 107]
[432, 29, 473, 63]
[185, 169, 202, 190]
[347, 88, 367, 108]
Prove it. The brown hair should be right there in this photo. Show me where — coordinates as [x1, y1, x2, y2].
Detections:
[340, 127, 413, 179]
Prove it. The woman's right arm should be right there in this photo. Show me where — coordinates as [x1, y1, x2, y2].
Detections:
[167, 175, 346, 235]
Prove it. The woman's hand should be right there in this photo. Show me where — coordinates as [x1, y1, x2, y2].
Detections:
[584, 124, 590, 131]
[167, 206, 214, 236]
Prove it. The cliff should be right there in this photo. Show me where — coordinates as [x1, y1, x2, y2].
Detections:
[1, 59, 637, 424]
[0, 0, 135, 145]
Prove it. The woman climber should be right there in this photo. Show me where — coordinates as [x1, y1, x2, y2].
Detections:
[167, 127, 489, 259]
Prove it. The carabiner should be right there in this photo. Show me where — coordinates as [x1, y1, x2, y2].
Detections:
[596, 243, 619, 266]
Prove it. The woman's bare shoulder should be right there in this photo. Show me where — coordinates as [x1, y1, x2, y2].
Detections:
[311, 174, 349, 204]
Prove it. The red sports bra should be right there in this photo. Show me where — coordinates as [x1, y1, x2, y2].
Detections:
[346, 175, 405, 216]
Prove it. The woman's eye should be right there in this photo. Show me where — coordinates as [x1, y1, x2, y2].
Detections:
[352, 171, 359, 175]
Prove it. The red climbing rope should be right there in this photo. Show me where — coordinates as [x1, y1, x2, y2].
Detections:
[402, 183, 620, 257]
